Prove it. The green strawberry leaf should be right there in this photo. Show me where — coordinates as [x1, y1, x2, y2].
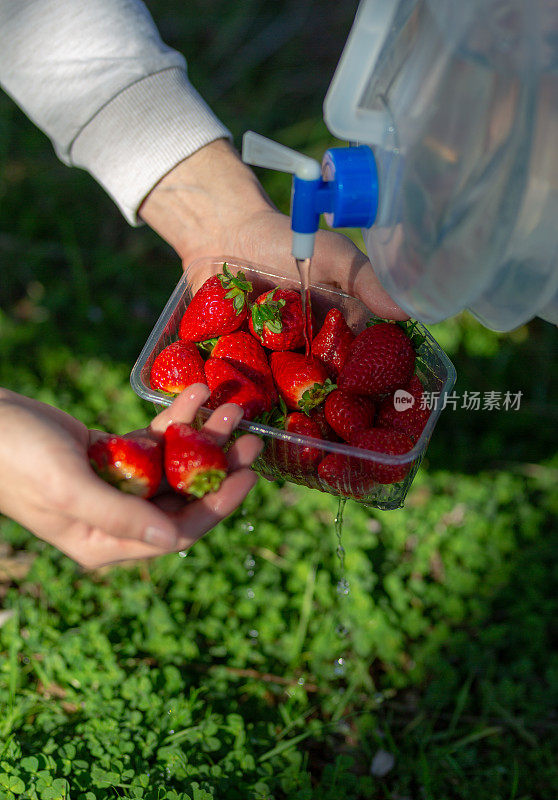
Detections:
[298, 379, 336, 415]
[258, 397, 288, 429]
[397, 319, 426, 352]
[219, 262, 252, 314]
[197, 337, 220, 355]
[251, 290, 287, 337]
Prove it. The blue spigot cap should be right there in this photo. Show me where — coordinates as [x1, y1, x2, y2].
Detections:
[322, 145, 379, 229]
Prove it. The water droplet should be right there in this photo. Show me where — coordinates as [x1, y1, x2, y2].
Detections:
[169, 729, 174, 734]
[244, 555, 255, 569]
[248, 629, 259, 638]
[247, 589, 255, 599]
[337, 578, 350, 596]
[178, 550, 188, 558]
[368, 518, 381, 534]
[333, 657, 346, 676]
[370, 749, 395, 777]
[247, 569, 254, 577]
[241, 521, 255, 534]
[297, 677, 305, 686]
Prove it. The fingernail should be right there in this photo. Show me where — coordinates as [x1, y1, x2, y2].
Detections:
[188, 383, 210, 401]
[144, 526, 177, 549]
[223, 404, 244, 426]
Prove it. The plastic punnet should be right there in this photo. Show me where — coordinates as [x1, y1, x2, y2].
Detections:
[130, 257, 456, 510]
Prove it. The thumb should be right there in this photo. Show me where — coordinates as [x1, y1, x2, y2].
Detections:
[69, 467, 178, 549]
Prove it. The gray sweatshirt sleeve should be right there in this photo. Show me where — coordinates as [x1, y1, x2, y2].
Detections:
[0, 0, 232, 223]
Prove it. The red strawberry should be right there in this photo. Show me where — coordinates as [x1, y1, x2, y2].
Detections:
[204, 358, 269, 420]
[350, 427, 414, 484]
[150, 340, 207, 394]
[88, 434, 163, 499]
[309, 405, 339, 442]
[164, 422, 228, 499]
[338, 322, 415, 398]
[249, 288, 305, 351]
[317, 453, 372, 500]
[208, 331, 277, 404]
[272, 410, 324, 475]
[324, 389, 376, 442]
[311, 308, 355, 379]
[179, 263, 252, 341]
[269, 351, 335, 414]
[376, 375, 430, 441]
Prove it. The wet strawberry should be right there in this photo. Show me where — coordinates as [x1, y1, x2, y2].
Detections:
[209, 331, 277, 404]
[317, 452, 372, 500]
[269, 351, 335, 414]
[204, 358, 269, 420]
[311, 308, 355, 379]
[179, 263, 252, 341]
[88, 434, 163, 499]
[150, 340, 207, 394]
[309, 404, 340, 442]
[338, 322, 415, 398]
[376, 375, 430, 441]
[350, 427, 414, 484]
[249, 288, 305, 351]
[324, 389, 376, 442]
[275, 410, 323, 473]
[164, 422, 228, 499]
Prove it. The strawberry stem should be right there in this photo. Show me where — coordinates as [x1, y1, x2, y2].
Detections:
[197, 337, 219, 355]
[298, 379, 336, 415]
[187, 468, 227, 498]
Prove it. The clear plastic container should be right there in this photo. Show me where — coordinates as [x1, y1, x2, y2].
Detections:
[130, 257, 456, 510]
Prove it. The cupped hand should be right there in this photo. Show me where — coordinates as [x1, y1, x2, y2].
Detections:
[0, 386, 262, 569]
[139, 139, 408, 320]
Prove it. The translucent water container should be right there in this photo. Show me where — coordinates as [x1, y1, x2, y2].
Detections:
[323, 0, 558, 330]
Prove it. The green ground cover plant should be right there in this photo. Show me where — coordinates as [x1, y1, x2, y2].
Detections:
[1, 2, 557, 797]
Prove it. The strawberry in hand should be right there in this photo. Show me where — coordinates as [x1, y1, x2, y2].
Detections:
[163, 422, 229, 499]
[179, 262, 252, 342]
[270, 351, 335, 414]
[249, 288, 305, 351]
[88, 434, 163, 499]
[150, 340, 207, 395]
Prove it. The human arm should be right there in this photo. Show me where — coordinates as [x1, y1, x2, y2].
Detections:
[0, 385, 262, 569]
[0, 0, 406, 317]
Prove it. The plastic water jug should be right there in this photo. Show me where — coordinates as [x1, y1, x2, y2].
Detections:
[244, 0, 558, 331]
